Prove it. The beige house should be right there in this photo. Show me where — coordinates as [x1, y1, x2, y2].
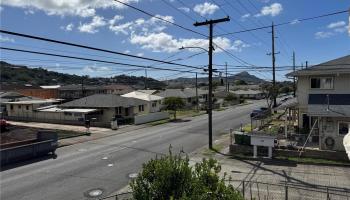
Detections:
[5, 99, 59, 119]
[60, 94, 149, 124]
[288, 55, 350, 151]
[122, 91, 164, 113]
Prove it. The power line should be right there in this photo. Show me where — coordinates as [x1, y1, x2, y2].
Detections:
[0, 47, 206, 75]
[113, 0, 207, 37]
[0, 30, 204, 70]
[216, 9, 348, 36]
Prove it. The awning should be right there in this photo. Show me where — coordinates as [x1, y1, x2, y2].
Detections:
[307, 105, 350, 117]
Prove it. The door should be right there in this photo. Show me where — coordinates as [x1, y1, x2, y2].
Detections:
[125, 108, 129, 116]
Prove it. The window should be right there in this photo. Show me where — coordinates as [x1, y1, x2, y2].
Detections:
[10, 105, 13, 110]
[74, 113, 82, 117]
[152, 102, 157, 107]
[18, 105, 21, 109]
[338, 122, 350, 135]
[26, 106, 29, 110]
[139, 105, 144, 112]
[310, 77, 333, 89]
[115, 107, 122, 114]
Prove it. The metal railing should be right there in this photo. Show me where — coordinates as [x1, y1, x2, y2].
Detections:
[98, 180, 349, 200]
[228, 179, 350, 200]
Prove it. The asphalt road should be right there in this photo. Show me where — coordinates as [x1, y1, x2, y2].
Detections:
[0, 100, 267, 200]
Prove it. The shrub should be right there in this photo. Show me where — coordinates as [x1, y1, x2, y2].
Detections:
[130, 150, 243, 200]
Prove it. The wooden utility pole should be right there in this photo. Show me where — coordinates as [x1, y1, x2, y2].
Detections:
[293, 51, 296, 97]
[196, 72, 199, 112]
[144, 68, 148, 89]
[267, 22, 279, 108]
[225, 62, 228, 92]
[194, 17, 230, 149]
[271, 22, 277, 108]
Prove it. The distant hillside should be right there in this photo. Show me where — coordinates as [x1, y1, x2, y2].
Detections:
[166, 71, 265, 87]
[0, 61, 166, 89]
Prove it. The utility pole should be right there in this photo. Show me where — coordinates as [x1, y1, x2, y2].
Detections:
[81, 76, 85, 98]
[305, 61, 308, 69]
[196, 72, 199, 112]
[293, 51, 296, 97]
[144, 68, 148, 89]
[225, 62, 228, 92]
[267, 22, 279, 108]
[194, 16, 230, 149]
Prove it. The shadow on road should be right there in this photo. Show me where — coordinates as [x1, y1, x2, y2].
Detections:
[0, 154, 57, 172]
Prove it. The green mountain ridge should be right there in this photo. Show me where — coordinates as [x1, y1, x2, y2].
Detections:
[0, 61, 166, 89]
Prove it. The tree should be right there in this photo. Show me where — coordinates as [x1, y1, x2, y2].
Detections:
[130, 150, 243, 200]
[260, 83, 279, 109]
[234, 80, 247, 85]
[279, 86, 291, 94]
[224, 93, 237, 102]
[164, 97, 185, 120]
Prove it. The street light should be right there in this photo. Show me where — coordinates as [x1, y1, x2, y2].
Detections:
[179, 46, 209, 53]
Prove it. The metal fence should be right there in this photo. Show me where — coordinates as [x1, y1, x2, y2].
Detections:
[229, 180, 350, 200]
[98, 180, 349, 200]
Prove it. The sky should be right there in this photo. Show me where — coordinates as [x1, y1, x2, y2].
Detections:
[0, 0, 349, 82]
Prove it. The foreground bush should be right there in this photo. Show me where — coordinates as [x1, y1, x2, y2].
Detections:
[130, 150, 243, 200]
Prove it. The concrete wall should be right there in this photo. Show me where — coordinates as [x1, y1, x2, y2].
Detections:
[134, 112, 169, 125]
[319, 117, 349, 151]
[229, 144, 349, 161]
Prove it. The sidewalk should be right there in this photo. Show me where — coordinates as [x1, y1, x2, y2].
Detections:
[7, 120, 149, 147]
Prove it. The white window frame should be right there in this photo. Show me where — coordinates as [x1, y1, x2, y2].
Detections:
[310, 77, 334, 90]
[338, 121, 350, 136]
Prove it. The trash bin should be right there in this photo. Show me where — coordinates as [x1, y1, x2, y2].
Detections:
[111, 120, 118, 130]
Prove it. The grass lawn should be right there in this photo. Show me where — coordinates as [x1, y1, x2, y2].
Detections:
[148, 119, 171, 126]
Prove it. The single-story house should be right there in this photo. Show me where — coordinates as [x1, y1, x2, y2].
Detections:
[4, 99, 60, 119]
[122, 91, 164, 113]
[232, 89, 264, 99]
[59, 94, 149, 124]
[156, 88, 208, 108]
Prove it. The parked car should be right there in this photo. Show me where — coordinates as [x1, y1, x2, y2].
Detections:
[250, 107, 270, 119]
[0, 119, 8, 132]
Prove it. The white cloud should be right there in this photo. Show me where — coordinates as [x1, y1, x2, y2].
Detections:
[109, 15, 174, 35]
[315, 20, 349, 39]
[109, 15, 124, 25]
[24, 9, 35, 15]
[78, 16, 106, 33]
[255, 3, 283, 17]
[136, 52, 144, 56]
[0, 6, 3, 12]
[178, 7, 190, 13]
[230, 40, 250, 52]
[129, 32, 247, 53]
[84, 65, 110, 72]
[124, 50, 131, 54]
[315, 31, 333, 39]
[290, 19, 300, 25]
[0, 35, 15, 43]
[327, 21, 346, 29]
[0, 0, 138, 17]
[240, 13, 250, 21]
[193, 2, 219, 16]
[61, 23, 74, 31]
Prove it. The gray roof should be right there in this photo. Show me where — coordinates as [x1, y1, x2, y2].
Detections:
[287, 55, 350, 77]
[0, 92, 42, 103]
[156, 88, 208, 99]
[60, 94, 147, 108]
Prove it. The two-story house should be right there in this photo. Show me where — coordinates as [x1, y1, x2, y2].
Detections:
[288, 55, 350, 151]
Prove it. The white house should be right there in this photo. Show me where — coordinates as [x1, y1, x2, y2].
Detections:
[122, 91, 164, 113]
[287, 55, 350, 151]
